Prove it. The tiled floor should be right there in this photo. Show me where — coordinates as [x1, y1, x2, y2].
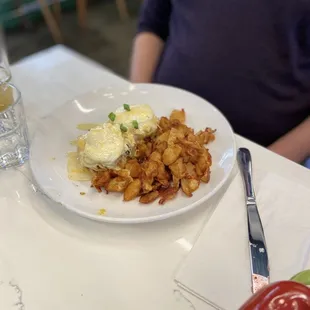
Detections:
[5, 0, 140, 77]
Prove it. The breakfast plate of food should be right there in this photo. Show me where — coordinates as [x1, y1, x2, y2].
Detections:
[30, 84, 236, 223]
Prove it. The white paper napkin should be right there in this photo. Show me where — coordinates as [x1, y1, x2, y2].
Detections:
[175, 173, 310, 310]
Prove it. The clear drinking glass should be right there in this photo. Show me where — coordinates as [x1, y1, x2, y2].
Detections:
[0, 25, 11, 83]
[0, 83, 29, 168]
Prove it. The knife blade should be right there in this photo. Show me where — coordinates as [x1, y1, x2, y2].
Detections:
[238, 148, 270, 294]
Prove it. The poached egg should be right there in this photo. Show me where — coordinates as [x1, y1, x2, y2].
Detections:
[114, 104, 158, 137]
[79, 123, 126, 169]
[75, 104, 158, 171]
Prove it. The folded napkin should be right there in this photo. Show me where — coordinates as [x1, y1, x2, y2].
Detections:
[175, 173, 310, 310]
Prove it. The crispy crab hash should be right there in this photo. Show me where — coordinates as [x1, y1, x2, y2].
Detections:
[67, 104, 216, 204]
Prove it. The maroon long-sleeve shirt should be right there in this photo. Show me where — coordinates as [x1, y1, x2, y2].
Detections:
[137, 0, 310, 146]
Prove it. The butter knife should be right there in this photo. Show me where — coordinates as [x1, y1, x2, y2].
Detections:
[238, 148, 270, 294]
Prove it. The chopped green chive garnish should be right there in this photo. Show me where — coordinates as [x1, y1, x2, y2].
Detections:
[123, 104, 130, 111]
[108, 112, 116, 122]
[132, 120, 139, 129]
[120, 124, 128, 132]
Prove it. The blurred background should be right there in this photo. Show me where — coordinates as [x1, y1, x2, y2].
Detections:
[1, 0, 141, 77]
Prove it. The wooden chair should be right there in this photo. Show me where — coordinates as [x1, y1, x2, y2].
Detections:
[76, 0, 87, 28]
[115, 0, 129, 21]
[37, 0, 130, 43]
[68, 0, 130, 29]
[36, 0, 63, 43]
[9, 0, 63, 43]
[35, 0, 89, 42]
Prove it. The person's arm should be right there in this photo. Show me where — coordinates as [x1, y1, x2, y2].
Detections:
[268, 117, 310, 163]
[130, 0, 172, 83]
[130, 32, 164, 83]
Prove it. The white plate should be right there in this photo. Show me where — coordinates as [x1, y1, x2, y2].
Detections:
[30, 84, 236, 223]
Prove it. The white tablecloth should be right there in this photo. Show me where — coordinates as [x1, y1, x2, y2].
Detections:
[0, 45, 309, 310]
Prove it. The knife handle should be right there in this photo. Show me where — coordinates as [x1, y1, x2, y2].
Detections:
[238, 148, 255, 201]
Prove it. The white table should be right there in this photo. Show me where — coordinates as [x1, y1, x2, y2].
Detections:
[1, 45, 309, 310]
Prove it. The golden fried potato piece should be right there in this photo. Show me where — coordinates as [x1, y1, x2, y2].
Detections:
[159, 117, 171, 132]
[168, 128, 185, 146]
[179, 138, 202, 150]
[196, 155, 208, 177]
[170, 109, 185, 124]
[140, 169, 154, 194]
[169, 157, 186, 179]
[181, 178, 200, 197]
[117, 156, 127, 169]
[152, 182, 162, 191]
[180, 147, 190, 163]
[162, 144, 182, 166]
[156, 131, 170, 143]
[135, 141, 153, 159]
[149, 151, 162, 162]
[196, 128, 216, 145]
[91, 170, 111, 192]
[188, 148, 200, 164]
[106, 177, 131, 192]
[185, 162, 197, 179]
[157, 162, 170, 187]
[170, 119, 181, 128]
[154, 141, 168, 155]
[195, 132, 205, 146]
[125, 159, 141, 178]
[143, 160, 158, 178]
[187, 133, 198, 143]
[139, 191, 160, 204]
[135, 142, 148, 159]
[172, 176, 180, 189]
[145, 142, 153, 158]
[159, 187, 178, 205]
[157, 179, 170, 188]
[171, 125, 192, 138]
[199, 149, 212, 167]
[205, 150, 212, 166]
[111, 169, 131, 178]
[92, 170, 110, 186]
[141, 180, 153, 193]
[124, 179, 141, 201]
[201, 168, 211, 183]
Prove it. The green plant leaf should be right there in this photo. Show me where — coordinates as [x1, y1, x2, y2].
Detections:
[290, 270, 310, 285]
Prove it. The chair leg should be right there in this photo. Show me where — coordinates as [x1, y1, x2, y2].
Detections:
[15, 0, 32, 29]
[116, 0, 129, 21]
[77, 0, 87, 28]
[53, 0, 62, 23]
[37, 0, 63, 43]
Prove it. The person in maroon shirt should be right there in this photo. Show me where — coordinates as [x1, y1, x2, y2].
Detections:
[130, 0, 310, 164]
